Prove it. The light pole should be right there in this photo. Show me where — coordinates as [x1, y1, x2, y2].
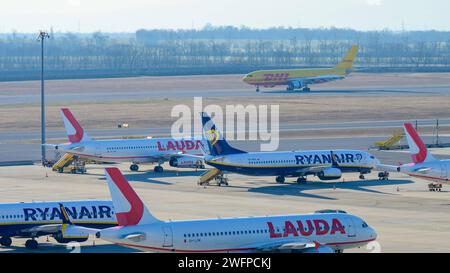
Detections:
[38, 31, 50, 165]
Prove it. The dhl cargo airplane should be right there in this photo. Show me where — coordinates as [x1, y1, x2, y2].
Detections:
[0, 200, 115, 249]
[200, 112, 379, 185]
[62, 168, 377, 253]
[378, 123, 450, 184]
[50, 108, 206, 173]
[243, 45, 359, 92]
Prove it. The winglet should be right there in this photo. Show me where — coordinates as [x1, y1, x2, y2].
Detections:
[330, 151, 340, 168]
[104, 168, 160, 226]
[59, 203, 73, 225]
[403, 123, 436, 163]
[60, 108, 91, 143]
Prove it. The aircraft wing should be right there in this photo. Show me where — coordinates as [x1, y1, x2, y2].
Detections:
[247, 239, 333, 253]
[376, 164, 400, 172]
[289, 74, 345, 85]
[121, 232, 147, 242]
[295, 165, 330, 175]
[21, 224, 63, 235]
[412, 167, 433, 174]
[168, 153, 204, 160]
[143, 152, 204, 163]
[294, 151, 340, 175]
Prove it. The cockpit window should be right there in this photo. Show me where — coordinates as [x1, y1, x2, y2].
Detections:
[370, 156, 375, 159]
[362, 221, 368, 228]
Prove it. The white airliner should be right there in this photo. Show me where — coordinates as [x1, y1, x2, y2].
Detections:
[52, 108, 206, 172]
[0, 200, 115, 249]
[378, 123, 449, 184]
[64, 168, 377, 253]
[200, 113, 380, 184]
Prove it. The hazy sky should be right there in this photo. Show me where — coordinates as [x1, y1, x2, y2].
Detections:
[2, 0, 449, 33]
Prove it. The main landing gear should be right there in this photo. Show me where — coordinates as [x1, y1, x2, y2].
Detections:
[256, 86, 260, 92]
[130, 164, 139, 172]
[25, 239, 38, 249]
[378, 171, 390, 181]
[297, 177, 307, 184]
[154, 165, 164, 173]
[276, 176, 286, 184]
[286, 85, 311, 92]
[359, 174, 366, 180]
[0, 236, 12, 247]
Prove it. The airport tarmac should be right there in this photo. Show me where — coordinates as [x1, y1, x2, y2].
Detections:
[1, 135, 449, 165]
[0, 162, 449, 253]
[1, 72, 450, 253]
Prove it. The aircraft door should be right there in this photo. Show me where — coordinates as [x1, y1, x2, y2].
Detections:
[162, 226, 173, 247]
[441, 163, 447, 180]
[94, 143, 102, 157]
[346, 216, 356, 238]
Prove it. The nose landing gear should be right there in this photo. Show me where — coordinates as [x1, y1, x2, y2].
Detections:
[378, 171, 390, 181]
[130, 164, 139, 172]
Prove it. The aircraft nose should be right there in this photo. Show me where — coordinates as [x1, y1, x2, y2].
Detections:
[369, 155, 380, 168]
[368, 226, 377, 240]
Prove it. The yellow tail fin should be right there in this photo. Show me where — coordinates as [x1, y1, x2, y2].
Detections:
[335, 45, 359, 71]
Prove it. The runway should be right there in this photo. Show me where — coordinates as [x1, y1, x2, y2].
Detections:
[3, 86, 450, 106]
[2, 73, 450, 106]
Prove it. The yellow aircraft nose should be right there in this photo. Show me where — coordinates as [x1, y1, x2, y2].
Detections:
[242, 74, 253, 83]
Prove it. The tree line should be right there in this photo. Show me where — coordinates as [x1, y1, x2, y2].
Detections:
[1, 26, 450, 80]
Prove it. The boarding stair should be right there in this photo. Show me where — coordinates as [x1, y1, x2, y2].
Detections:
[374, 131, 405, 150]
[198, 168, 228, 186]
[52, 153, 75, 171]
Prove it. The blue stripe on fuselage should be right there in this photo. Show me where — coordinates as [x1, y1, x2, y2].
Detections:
[206, 162, 370, 176]
[0, 222, 116, 237]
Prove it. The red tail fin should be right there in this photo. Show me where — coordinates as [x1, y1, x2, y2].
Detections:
[403, 123, 435, 163]
[60, 108, 90, 143]
[104, 168, 159, 226]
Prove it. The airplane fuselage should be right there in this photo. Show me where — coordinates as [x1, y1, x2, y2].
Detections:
[399, 159, 450, 184]
[243, 68, 346, 87]
[0, 201, 116, 238]
[99, 212, 376, 253]
[205, 150, 378, 178]
[56, 138, 206, 164]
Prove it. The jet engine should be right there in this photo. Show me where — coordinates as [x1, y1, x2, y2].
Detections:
[53, 232, 89, 243]
[317, 167, 342, 181]
[301, 246, 335, 253]
[169, 157, 204, 169]
[287, 81, 303, 90]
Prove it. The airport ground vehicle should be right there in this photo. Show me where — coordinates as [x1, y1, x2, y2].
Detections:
[428, 183, 442, 192]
